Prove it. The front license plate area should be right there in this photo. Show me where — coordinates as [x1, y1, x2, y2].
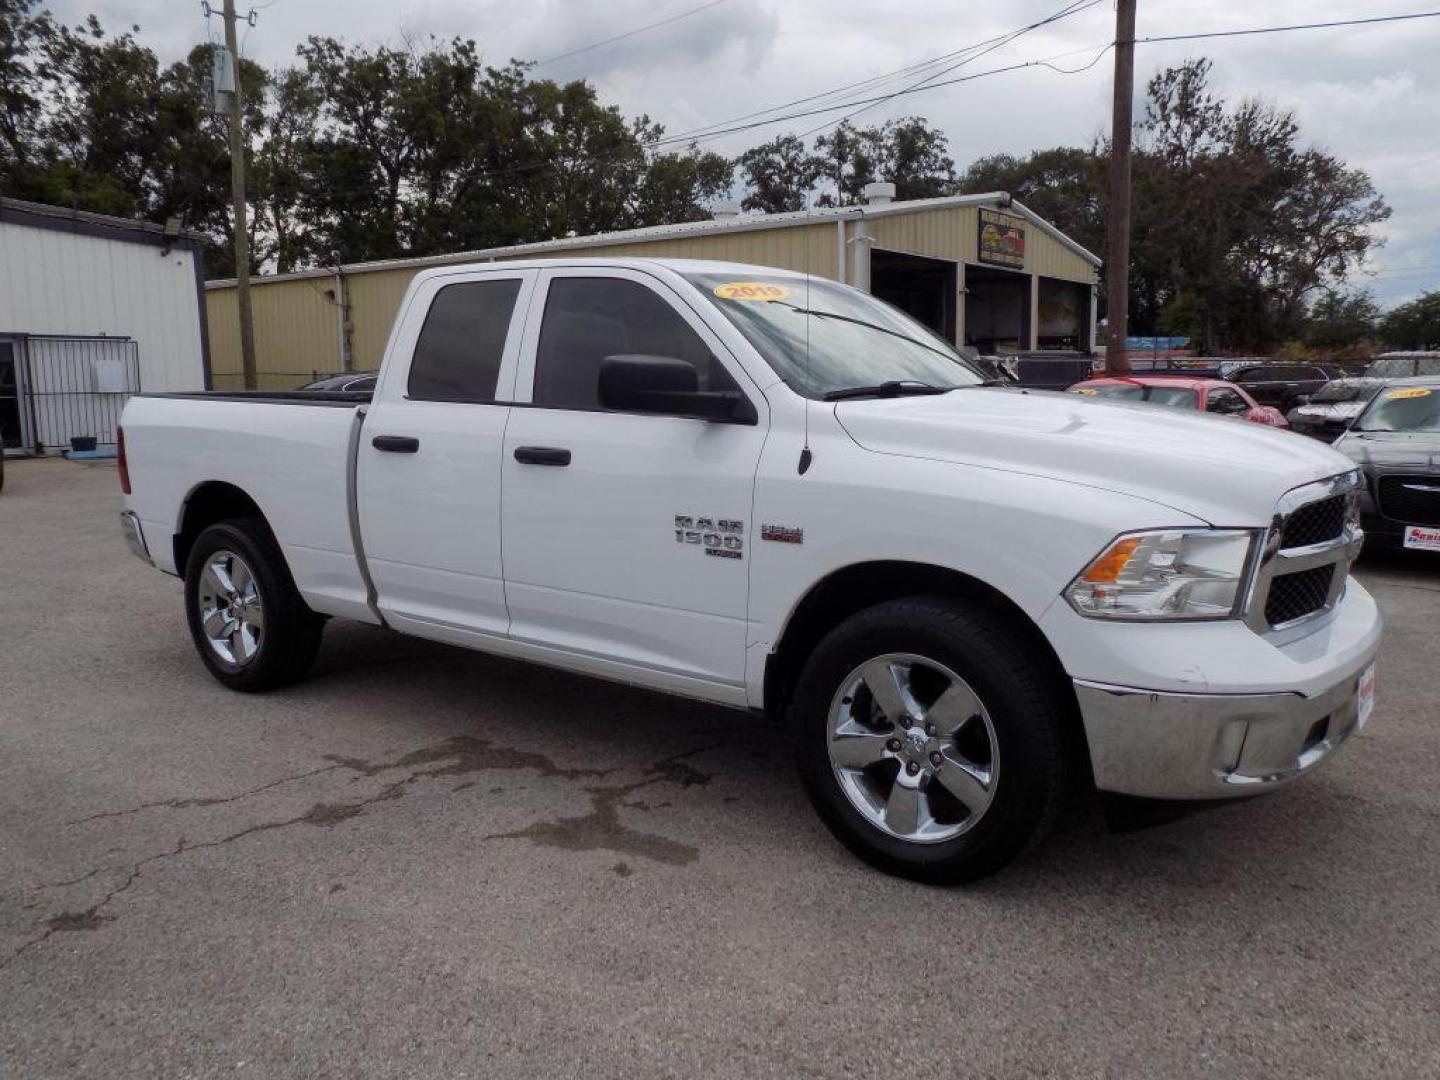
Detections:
[1356, 663, 1376, 730]
[1403, 525, 1440, 551]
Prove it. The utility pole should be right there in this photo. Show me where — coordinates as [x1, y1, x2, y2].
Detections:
[221, 0, 257, 389]
[1105, 0, 1136, 377]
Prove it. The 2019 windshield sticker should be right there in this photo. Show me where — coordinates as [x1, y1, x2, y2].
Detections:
[713, 282, 790, 302]
[675, 515, 744, 559]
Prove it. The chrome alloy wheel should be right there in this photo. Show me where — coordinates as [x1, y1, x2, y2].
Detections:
[826, 653, 999, 844]
[196, 549, 264, 668]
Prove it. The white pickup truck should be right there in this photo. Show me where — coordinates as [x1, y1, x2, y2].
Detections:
[118, 258, 1381, 882]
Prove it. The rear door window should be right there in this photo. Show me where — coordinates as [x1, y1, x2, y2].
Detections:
[408, 279, 523, 402]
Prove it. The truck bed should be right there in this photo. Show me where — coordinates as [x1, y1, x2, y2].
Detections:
[121, 393, 377, 623]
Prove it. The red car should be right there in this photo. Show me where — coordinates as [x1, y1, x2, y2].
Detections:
[1067, 376, 1290, 428]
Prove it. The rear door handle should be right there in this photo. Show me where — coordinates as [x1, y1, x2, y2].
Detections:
[513, 446, 571, 467]
[372, 435, 420, 453]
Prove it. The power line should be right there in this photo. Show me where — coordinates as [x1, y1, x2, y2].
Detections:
[1137, 10, 1440, 46]
[796, 0, 1105, 139]
[668, 25, 1047, 144]
[535, 0, 732, 67]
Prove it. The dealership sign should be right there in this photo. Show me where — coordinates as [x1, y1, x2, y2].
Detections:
[977, 210, 1026, 269]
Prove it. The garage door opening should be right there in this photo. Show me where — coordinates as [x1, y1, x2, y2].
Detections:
[871, 250, 957, 344]
[1037, 276, 1091, 352]
[963, 266, 1030, 354]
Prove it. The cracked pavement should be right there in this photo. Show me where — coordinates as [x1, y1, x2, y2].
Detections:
[2, 457, 1439, 1079]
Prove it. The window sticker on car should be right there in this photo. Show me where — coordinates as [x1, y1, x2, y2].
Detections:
[1386, 387, 1433, 400]
[713, 282, 790, 302]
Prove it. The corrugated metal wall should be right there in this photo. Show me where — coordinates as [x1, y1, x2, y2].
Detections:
[1, 219, 206, 393]
[205, 210, 1095, 385]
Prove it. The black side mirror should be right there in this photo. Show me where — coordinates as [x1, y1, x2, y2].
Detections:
[598, 355, 756, 424]
[1294, 394, 1310, 406]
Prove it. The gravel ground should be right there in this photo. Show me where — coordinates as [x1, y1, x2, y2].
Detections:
[1, 455, 1437, 1079]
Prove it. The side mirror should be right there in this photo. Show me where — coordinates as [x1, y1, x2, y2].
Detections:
[1294, 394, 1311, 406]
[598, 355, 756, 424]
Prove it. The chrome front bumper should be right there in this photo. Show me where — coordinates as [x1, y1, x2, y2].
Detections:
[1074, 656, 1376, 800]
[120, 511, 152, 565]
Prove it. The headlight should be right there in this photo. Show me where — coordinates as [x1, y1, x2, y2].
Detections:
[1065, 529, 1258, 620]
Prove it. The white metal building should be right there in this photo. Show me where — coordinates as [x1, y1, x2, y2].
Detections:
[0, 198, 209, 455]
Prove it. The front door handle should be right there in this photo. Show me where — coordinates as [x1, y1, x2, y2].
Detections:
[372, 435, 420, 453]
[513, 446, 571, 467]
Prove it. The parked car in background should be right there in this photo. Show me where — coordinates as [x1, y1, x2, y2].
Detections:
[299, 372, 379, 393]
[1287, 377, 1387, 442]
[1333, 377, 1440, 552]
[1228, 362, 1341, 412]
[1364, 352, 1440, 379]
[1069, 376, 1289, 427]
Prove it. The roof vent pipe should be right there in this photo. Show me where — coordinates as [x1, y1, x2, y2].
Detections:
[711, 200, 742, 220]
[862, 181, 896, 206]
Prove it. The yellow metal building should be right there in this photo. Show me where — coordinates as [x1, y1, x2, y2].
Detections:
[204, 190, 1101, 388]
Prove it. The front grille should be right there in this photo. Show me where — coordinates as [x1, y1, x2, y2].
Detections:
[1377, 475, 1440, 526]
[1265, 565, 1335, 627]
[1280, 493, 1347, 548]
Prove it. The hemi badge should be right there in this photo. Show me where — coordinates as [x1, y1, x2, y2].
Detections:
[761, 525, 804, 544]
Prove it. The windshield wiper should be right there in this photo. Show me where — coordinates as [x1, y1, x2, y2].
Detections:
[822, 381, 954, 401]
[775, 303, 959, 362]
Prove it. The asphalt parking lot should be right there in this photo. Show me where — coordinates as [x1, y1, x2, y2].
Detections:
[2, 456, 1438, 1079]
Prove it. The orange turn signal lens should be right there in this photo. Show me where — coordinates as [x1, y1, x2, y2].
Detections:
[1082, 537, 1142, 584]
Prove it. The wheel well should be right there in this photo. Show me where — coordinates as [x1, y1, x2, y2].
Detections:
[764, 561, 1075, 723]
[173, 482, 265, 572]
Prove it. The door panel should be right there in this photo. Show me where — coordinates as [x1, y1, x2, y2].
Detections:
[358, 270, 535, 635]
[501, 269, 767, 686]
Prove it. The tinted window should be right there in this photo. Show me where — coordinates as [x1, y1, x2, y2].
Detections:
[534, 277, 735, 410]
[408, 279, 522, 402]
[1207, 389, 1249, 415]
[1234, 368, 1267, 382]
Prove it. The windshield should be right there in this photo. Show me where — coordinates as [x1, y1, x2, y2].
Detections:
[1366, 356, 1440, 378]
[1354, 386, 1440, 432]
[684, 272, 986, 397]
[1072, 383, 1198, 409]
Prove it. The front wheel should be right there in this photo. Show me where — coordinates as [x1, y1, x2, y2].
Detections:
[183, 519, 323, 692]
[792, 596, 1069, 884]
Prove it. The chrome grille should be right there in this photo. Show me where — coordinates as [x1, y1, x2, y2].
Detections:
[1246, 473, 1363, 635]
[1264, 565, 1335, 627]
[1280, 494, 1347, 548]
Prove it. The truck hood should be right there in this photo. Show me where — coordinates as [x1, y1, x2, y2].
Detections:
[834, 387, 1356, 525]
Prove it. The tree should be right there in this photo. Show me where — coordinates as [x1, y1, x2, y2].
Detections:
[736, 134, 819, 212]
[1381, 291, 1440, 350]
[813, 117, 955, 206]
[1305, 290, 1379, 350]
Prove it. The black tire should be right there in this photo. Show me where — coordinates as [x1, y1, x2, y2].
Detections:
[183, 518, 323, 692]
[791, 596, 1070, 885]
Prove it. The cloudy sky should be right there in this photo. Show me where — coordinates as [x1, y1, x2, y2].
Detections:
[49, 0, 1440, 306]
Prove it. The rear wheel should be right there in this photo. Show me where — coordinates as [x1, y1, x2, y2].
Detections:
[183, 519, 323, 692]
[792, 596, 1068, 884]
